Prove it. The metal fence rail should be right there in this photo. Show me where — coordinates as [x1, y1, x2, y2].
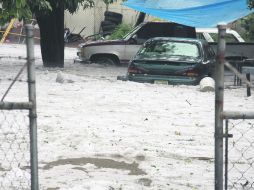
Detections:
[0, 24, 38, 190]
[223, 112, 254, 190]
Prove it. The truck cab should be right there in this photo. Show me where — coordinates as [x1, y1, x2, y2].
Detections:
[76, 22, 196, 65]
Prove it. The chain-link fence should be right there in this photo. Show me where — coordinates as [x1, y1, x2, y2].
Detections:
[215, 24, 254, 190]
[0, 110, 30, 190]
[0, 25, 38, 190]
[225, 119, 254, 189]
[0, 57, 30, 189]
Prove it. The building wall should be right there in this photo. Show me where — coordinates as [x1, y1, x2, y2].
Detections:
[64, 0, 140, 37]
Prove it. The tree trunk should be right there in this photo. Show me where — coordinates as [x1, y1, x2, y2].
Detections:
[36, 0, 64, 67]
[135, 12, 146, 27]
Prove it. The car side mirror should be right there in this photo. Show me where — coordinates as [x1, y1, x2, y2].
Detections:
[202, 60, 210, 65]
[129, 34, 138, 44]
[132, 34, 137, 39]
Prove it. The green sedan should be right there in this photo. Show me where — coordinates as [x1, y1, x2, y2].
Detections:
[119, 37, 215, 85]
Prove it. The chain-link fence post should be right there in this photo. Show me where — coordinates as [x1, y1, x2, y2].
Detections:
[25, 24, 39, 190]
[215, 23, 226, 190]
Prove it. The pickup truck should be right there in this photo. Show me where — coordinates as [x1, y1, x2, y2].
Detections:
[76, 22, 254, 65]
[196, 28, 254, 61]
[76, 22, 196, 65]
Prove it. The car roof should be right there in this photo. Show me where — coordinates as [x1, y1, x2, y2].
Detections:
[196, 27, 235, 33]
[142, 21, 186, 25]
[146, 37, 207, 45]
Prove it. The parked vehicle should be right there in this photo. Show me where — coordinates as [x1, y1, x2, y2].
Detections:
[76, 21, 254, 65]
[196, 28, 254, 62]
[117, 37, 216, 85]
[75, 22, 196, 65]
[196, 28, 245, 43]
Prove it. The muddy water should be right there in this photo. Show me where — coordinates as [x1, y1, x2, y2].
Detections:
[42, 157, 146, 175]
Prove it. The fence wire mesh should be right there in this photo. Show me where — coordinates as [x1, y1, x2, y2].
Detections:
[225, 119, 254, 189]
[0, 58, 31, 189]
[0, 110, 30, 190]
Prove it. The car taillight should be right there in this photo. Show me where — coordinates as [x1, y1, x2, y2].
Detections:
[183, 70, 199, 77]
[128, 66, 142, 74]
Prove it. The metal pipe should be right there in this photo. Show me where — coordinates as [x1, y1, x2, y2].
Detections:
[224, 120, 229, 190]
[25, 24, 39, 190]
[215, 24, 226, 190]
[0, 102, 32, 110]
[246, 73, 251, 96]
[222, 111, 254, 119]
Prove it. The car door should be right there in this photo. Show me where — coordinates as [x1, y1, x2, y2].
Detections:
[123, 23, 162, 62]
[202, 43, 216, 76]
[123, 39, 142, 62]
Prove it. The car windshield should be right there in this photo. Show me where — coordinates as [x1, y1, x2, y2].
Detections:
[136, 40, 201, 60]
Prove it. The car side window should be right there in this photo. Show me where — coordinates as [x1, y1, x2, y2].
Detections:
[208, 46, 215, 59]
[209, 33, 239, 43]
[196, 33, 206, 41]
[203, 45, 215, 61]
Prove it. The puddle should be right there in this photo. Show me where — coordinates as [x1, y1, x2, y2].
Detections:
[42, 157, 146, 175]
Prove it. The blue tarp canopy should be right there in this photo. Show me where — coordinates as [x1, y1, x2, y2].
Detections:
[123, 0, 254, 27]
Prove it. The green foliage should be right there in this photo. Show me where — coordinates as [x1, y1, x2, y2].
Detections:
[102, 0, 126, 4]
[103, 0, 117, 5]
[0, 0, 97, 25]
[248, 0, 254, 9]
[0, 0, 33, 24]
[0, 0, 124, 25]
[108, 24, 132, 40]
[241, 13, 254, 41]
[65, 0, 94, 14]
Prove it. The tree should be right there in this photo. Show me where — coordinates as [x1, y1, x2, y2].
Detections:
[241, 13, 254, 41]
[248, 0, 254, 9]
[0, 0, 94, 67]
[35, 0, 65, 67]
[242, 1, 254, 41]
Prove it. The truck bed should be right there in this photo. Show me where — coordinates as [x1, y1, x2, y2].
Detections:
[209, 42, 254, 61]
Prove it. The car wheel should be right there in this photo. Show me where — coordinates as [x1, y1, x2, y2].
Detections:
[92, 56, 119, 65]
